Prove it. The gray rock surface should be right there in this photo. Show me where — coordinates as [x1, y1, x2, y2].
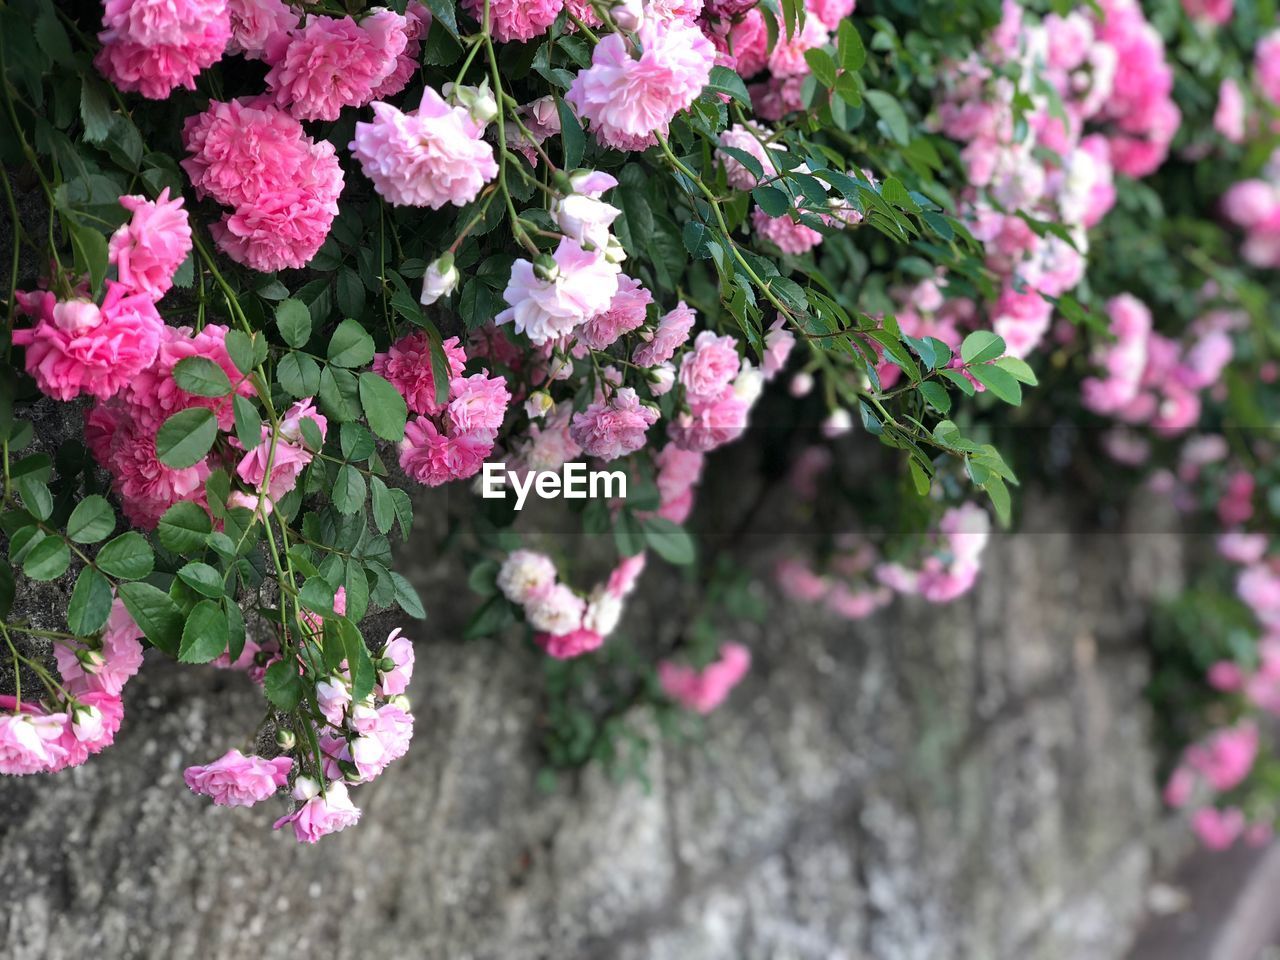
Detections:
[0, 493, 1178, 960]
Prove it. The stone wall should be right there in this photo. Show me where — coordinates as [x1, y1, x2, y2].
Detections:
[0, 490, 1179, 960]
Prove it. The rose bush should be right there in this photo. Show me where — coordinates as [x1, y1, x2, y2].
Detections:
[0, 0, 1274, 850]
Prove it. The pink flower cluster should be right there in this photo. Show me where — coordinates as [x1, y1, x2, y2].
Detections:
[1164, 721, 1271, 851]
[0, 599, 143, 775]
[498, 238, 622, 347]
[96, 0, 230, 99]
[876, 503, 992, 604]
[776, 543, 894, 622]
[389, 335, 511, 487]
[566, 18, 716, 151]
[183, 97, 344, 271]
[351, 86, 497, 209]
[1222, 151, 1280, 268]
[259, 625, 416, 842]
[658, 642, 752, 714]
[1082, 295, 1233, 436]
[497, 551, 646, 659]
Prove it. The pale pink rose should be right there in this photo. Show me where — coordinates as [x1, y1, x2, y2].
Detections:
[569, 387, 660, 461]
[42, 692, 122, 771]
[273, 778, 362, 842]
[1214, 77, 1246, 144]
[633, 302, 696, 368]
[376, 628, 415, 697]
[399, 417, 490, 486]
[265, 12, 408, 121]
[369, 2, 431, 100]
[679, 331, 740, 400]
[53, 599, 145, 697]
[1217, 532, 1267, 565]
[606, 554, 647, 598]
[12, 284, 163, 402]
[525, 583, 586, 636]
[350, 87, 498, 209]
[1257, 30, 1280, 107]
[373, 333, 468, 416]
[535, 627, 604, 659]
[461, 0, 561, 42]
[1206, 661, 1245, 691]
[826, 583, 893, 620]
[577, 275, 652, 351]
[669, 385, 750, 452]
[1163, 765, 1194, 807]
[762, 319, 795, 379]
[498, 551, 558, 605]
[236, 398, 327, 500]
[1192, 806, 1245, 850]
[446, 373, 511, 444]
[184, 749, 292, 806]
[315, 673, 352, 726]
[725, 9, 769, 78]
[1220, 180, 1278, 230]
[767, 15, 828, 78]
[109, 189, 192, 301]
[0, 707, 67, 775]
[659, 642, 751, 713]
[226, 0, 297, 58]
[496, 238, 620, 345]
[776, 558, 829, 602]
[806, 0, 855, 29]
[1187, 722, 1258, 792]
[566, 18, 715, 150]
[1182, 0, 1233, 24]
[752, 209, 823, 255]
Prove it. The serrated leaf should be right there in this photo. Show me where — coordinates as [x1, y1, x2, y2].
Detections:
[264, 660, 304, 710]
[23, 536, 69, 581]
[96, 531, 154, 580]
[118, 581, 182, 655]
[68, 566, 113, 635]
[156, 408, 218, 469]
[995, 355, 1038, 385]
[641, 517, 695, 565]
[370, 476, 394, 534]
[233, 394, 261, 449]
[67, 495, 115, 543]
[177, 561, 224, 598]
[960, 330, 1006, 365]
[918, 380, 951, 414]
[390, 571, 426, 619]
[157, 501, 212, 553]
[327, 318, 375, 368]
[17, 476, 52, 521]
[275, 298, 311, 348]
[277, 352, 321, 398]
[358, 372, 408, 442]
[332, 464, 366, 515]
[178, 599, 227, 663]
[968, 364, 1022, 405]
[173, 356, 232, 397]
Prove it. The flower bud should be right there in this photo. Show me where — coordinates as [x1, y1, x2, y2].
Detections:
[733, 362, 764, 405]
[76, 647, 107, 674]
[377, 656, 397, 673]
[338, 759, 363, 783]
[275, 729, 297, 750]
[821, 408, 853, 438]
[387, 694, 412, 712]
[524, 390, 554, 419]
[789, 371, 814, 397]
[604, 236, 628, 265]
[649, 363, 676, 396]
[52, 299, 101, 335]
[292, 775, 321, 800]
[534, 254, 561, 282]
[420, 253, 459, 306]
[443, 80, 499, 127]
[71, 703, 104, 742]
[611, 0, 644, 30]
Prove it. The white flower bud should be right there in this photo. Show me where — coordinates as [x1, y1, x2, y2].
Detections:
[732, 361, 764, 405]
[611, 0, 643, 30]
[293, 775, 321, 800]
[443, 80, 499, 127]
[388, 694, 412, 712]
[52, 299, 101, 335]
[524, 390, 554, 419]
[71, 703, 104, 742]
[789, 371, 814, 397]
[419, 253, 459, 306]
[275, 729, 296, 750]
[822, 408, 853, 438]
[649, 363, 676, 396]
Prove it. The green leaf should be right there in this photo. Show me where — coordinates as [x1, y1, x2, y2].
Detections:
[358, 373, 408, 442]
[225, 598, 246, 665]
[299, 576, 336, 616]
[752, 186, 790, 217]
[178, 599, 228, 663]
[370, 476, 394, 534]
[556, 96, 585, 169]
[327, 318, 376, 368]
[390, 571, 426, 619]
[908, 458, 931, 496]
[939, 367, 976, 396]
[960, 330, 1005, 365]
[707, 64, 752, 105]
[95, 531, 154, 580]
[157, 501, 212, 553]
[984, 476, 1012, 527]
[68, 220, 109, 297]
[117, 581, 182, 656]
[837, 19, 865, 72]
[994, 356, 1039, 386]
[332, 464, 366, 515]
[17, 476, 52, 521]
[79, 76, 113, 144]
[177, 561, 224, 598]
[864, 90, 910, 145]
[23, 536, 70, 581]
[641, 517, 695, 565]
[341, 619, 376, 701]
[969, 364, 1022, 405]
[468, 559, 499, 596]
[264, 660, 304, 710]
[344, 560, 369, 622]
[224, 329, 258, 375]
[277, 352, 321, 398]
[463, 594, 514, 640]
[68, 566, 113, 635]
[804, 48, 838, 88]
[275, 298, 312, 348]
[173, 356, 232, 397]
[156, 408, 218, 469]
[918, 380, 951, 414]
[67, 495, 116, 544]
[232, 394, 261, 449]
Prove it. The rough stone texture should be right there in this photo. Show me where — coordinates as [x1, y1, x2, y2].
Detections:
[0, 490, 1178, 960]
